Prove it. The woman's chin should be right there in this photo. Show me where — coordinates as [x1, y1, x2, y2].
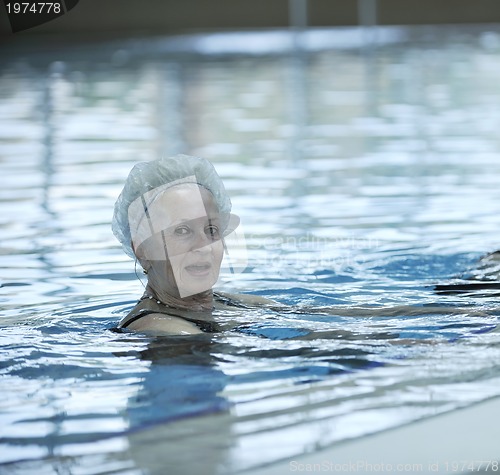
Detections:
[177, 272, 219, 298]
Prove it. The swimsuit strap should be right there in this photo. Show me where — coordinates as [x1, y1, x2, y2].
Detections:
[213, 291, 250, 309]
[118, 291, 248, 333]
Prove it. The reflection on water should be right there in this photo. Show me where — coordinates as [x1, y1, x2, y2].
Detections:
[1, 24, 500, 474]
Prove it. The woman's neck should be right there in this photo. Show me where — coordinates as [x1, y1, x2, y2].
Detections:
[144, 284, 213, 312]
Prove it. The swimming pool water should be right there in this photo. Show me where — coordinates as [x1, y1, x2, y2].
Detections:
[1, 24, 500, 474]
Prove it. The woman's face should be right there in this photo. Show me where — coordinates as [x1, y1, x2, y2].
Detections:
[136, 184, 224, 299]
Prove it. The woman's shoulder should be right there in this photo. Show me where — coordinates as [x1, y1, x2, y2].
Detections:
[118, 299, 203, 335]
[123, 312, 203, 335]
[214, 290, 279, 308]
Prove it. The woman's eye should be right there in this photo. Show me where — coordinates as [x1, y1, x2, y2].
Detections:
[174, 226, 191, 236]
[205, 225, 220, 239]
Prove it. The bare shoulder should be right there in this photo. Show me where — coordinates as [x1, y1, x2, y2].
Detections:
[216, 290, 280, 307]
[125, 313, 203, 335]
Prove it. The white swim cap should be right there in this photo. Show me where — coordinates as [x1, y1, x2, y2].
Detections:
[112, 154, 233, 259]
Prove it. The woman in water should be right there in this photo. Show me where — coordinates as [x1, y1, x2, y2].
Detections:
[112, 154, 271, 335]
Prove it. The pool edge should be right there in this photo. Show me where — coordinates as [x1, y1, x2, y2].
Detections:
[244, 396, 500, 474]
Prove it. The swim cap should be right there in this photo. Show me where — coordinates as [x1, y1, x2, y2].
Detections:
[112, 154, 232, 258]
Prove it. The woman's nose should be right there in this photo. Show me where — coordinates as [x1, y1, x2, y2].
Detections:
[191, 229, 212, 252]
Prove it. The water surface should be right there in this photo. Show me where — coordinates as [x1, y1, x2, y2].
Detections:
[1, 24, 500, 474]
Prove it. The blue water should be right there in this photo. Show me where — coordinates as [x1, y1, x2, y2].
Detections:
[2, 24, 500, 474]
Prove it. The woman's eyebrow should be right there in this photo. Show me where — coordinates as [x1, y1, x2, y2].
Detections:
[169, 216, 221, 226]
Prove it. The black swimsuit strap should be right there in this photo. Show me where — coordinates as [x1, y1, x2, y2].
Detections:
[213, 291, 250, 309]
[118, 292, 249, 333]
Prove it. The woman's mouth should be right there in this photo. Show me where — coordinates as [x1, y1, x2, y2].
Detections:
[184, 262, 212, 277]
